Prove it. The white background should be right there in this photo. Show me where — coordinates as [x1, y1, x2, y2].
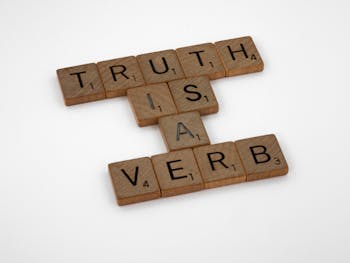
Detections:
[1, 0, 349, 262]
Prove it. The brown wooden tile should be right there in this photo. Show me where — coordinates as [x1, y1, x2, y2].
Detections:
[193, 142, 246, 189]
[108, 157, 161, 205]
[151, 149, 203, 197]
[168, 76, 218, 115]
[97, 56, 145, 98]
[159, 111, 210, 151]
[176, 43, 225, 80]
[57, 63, 105, 106]
[235, 134, 288, 181]
[127, 83, 177, 127]
[137, 50, 185, 84]
[215, 36, 264, 77]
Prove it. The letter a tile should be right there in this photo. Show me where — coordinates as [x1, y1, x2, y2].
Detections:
[109, 157, 161, 205]
[137, 50, 185, 84]
[159, 112, 210, 151]
[97, 56, 145, 98]
[57, 63, 105, 106]
[193, 142, 246, 189]
[235, 134, 288, 181]
[215, 36, 264, 77]
[151, 149, 203, 197]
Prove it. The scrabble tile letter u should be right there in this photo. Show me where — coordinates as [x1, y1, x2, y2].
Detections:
[137, 50, 185, 84]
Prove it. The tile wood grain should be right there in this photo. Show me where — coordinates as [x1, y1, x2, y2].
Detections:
[137, 50, 185, 84]
[193, 142, 246, 189]
[57, 63, 105, 106]
[97, 56, 145, 98]
[127, 83, 177, 126]
[215, 36, 264, 77]
[235, 134, 288, 181]
[151, 149, 203, 197]
[159, 112, 210, 151]
[176, 43, 225, 80]
[168, 76, 218, 115]
[108, 157, 161, 205]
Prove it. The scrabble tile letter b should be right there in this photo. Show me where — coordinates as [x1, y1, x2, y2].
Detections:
[235, 134, 288, 181]
[109, 157, 161, 205]
[215, 36, 264, 77]
[57, 63, 105, 106]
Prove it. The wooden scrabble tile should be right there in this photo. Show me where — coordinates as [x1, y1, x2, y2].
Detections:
[176, 43, 225, 80]
[57, 63, 105, 106]
[235, 134, 288, 181]
[159, 111, 210, 151]
[215, 36, 264, 77]
[168, 76, 218, 115]
[151, 149, 203, 197]
[97, 56, 145, 98]
[137, 50, 185, 84]
[127, 83, 177, 127]
[193, 142, 246, 189]
[108, 157, 161, 205]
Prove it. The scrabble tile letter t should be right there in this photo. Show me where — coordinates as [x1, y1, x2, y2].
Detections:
[57, 63, 105, 106]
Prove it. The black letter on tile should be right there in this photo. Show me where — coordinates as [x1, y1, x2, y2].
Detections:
[207, 152, 229, 171]
[110, 65, 129, 81]
[176, 122, 194, 141]
[188, 50, 205, 66]
[166, 160, 187, 180]
[184, 84, 202, 101]
[249, 145, 271, 164]
[70, 71, 86, 88]
[149, 57, 169, 74]
[121, 166, 139, 186]
[227, 44, 248, 60]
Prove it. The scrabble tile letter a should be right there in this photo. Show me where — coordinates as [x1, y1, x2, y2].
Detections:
[159, 112, 210, 151]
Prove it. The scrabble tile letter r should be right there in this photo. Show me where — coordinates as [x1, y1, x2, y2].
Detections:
[235, 134, 288, 181]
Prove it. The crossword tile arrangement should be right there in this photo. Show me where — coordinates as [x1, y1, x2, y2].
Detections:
[56, 36, 289, 206]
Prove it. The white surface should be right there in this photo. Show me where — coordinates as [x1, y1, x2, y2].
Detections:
[1, 0, 349, 262]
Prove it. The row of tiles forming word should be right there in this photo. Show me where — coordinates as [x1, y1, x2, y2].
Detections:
[57, 36, 263, 106]
[109, 134, 288, 206]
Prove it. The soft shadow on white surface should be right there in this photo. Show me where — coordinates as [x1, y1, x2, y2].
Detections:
[0, 0, 349, 263]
